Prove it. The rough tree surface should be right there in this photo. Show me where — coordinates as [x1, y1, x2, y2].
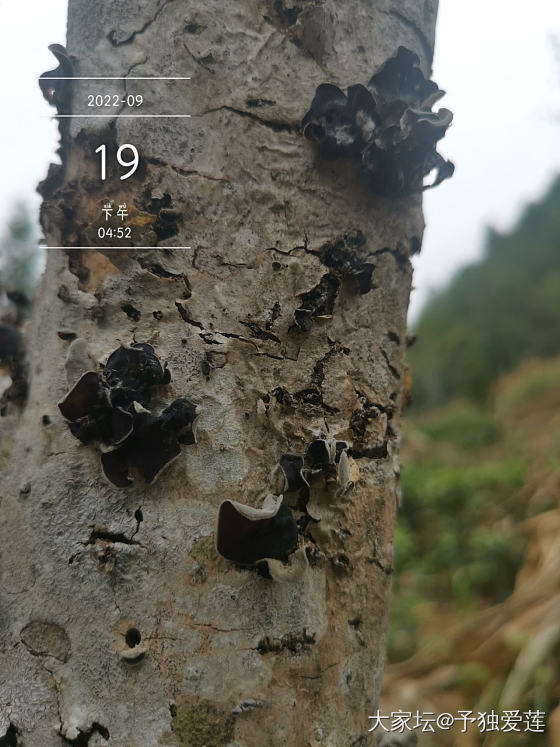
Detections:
[0, 0, 439, 745]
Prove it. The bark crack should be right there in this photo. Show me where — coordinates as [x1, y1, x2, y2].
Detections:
[198, 105, 299, 134]
[367, 555, 394, 575]
[107, 0, 175, 46]
[381, 348, 401, 380]
[146, 156, 231, 183]
[86, 527, 143, 547]
[293, 660, 342, 679]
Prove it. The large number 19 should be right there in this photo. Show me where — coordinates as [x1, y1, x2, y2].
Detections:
[95, 143, 139, 181]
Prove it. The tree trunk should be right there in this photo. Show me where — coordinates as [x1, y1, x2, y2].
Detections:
[1, 1, 439, 745]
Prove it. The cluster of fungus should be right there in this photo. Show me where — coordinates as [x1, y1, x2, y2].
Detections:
[216, 435, 355, 579]
[293, 230, 374, 331]
[58, 342, 199, 487]
[38, 44, 73, 113]
[302, 46, 454, 195]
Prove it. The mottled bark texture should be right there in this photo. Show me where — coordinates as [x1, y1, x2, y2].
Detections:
[1, 1, 438, 745]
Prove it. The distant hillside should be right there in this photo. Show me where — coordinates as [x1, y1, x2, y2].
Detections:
[410, 176, 560, 407]
[383, 356, 560, 745]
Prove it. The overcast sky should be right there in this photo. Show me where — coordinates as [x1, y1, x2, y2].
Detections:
[1, 0, 559, 319]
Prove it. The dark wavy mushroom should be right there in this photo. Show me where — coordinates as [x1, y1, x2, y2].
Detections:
[368, 46, 442, 111]
[302, 83, 377, 160]
[58, 371, 135, 448]
[59, 372, 106, 422]
[103, 342, 171, 408]
[293, 274, 340, 332]
[278, 453, 309, 509]
[304, 439, 354, 521]
[100, 448, 133, 488]
[216, 495, 299, 566]
[100, 398, 199, 486]
[305, 437, 334, 469]
[310, 231, 374, 295]
[302, 46, 454, 195]
[38, 44, 73, 112]
[59, 342, 198, 487]
[101, 422, 182, 487]
[362, 104, 454, 194]
[159, 397, 200, 445]
[279, 454, 307, 493]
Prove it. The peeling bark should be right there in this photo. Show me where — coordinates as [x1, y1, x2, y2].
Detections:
[1, 0, 441, 745]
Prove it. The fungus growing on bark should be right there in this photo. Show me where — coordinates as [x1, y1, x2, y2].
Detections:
[216, 495, 299, 566]
[58, 343, 199, 487]
[257, 546, 309, 583]
[310, 230, 374, 294]
[103, 342, 171, 408]
[293, 273, 340, 331]
[59, 371, 134, 448]
[302, 46, 454, 195]
[39, 44, 73, 112]
[279, 454, 307, 493]
[279, 436, 355, 520]
[217, 438, 357, 574]
[101, 398, 199, 487]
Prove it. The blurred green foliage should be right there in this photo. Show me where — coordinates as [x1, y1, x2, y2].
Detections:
[0, 202, 42, 308]
[410, 176, 560, 408]
[388, 412, 526, 662]
[414, 400, 500, 449]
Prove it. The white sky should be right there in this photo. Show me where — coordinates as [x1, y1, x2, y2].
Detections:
[1, 0, 559, 318]
[416, 0, 560, 317]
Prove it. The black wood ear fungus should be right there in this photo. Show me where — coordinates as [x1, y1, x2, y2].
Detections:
[103, 342, 171, 408]
[311, 230, 374, 295]
[58, 343, 199, 487]
[216, 495, 299, 566]
[293, 273, 340, 332]
[280, 435, 353, 514]
[39, 44, 73, 113]
[302, 46, 454, 195]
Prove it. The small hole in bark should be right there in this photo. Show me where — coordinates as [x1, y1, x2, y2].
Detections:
[184, 21, 202, 34]
[134, 508, 143, 523]
[42, 414, 51, 425]
[125, 628, 141, 648]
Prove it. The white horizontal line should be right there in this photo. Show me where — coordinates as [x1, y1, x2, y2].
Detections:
[51, 114, 191, 118]
[41, 246, 192, 249]
[40, 77, 191, 80]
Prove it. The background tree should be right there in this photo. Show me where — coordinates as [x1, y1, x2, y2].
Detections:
[0, 202, 42, 311]
[0, 0, 445, 744]
[409, 177, 560, 407]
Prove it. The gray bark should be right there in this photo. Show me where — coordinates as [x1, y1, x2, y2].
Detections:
[1, 1, 438, 745]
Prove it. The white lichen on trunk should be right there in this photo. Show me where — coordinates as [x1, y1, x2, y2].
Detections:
[0, 1, 438, 745]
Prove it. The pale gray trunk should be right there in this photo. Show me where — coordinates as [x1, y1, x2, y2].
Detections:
[1, 1, 437, 745]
